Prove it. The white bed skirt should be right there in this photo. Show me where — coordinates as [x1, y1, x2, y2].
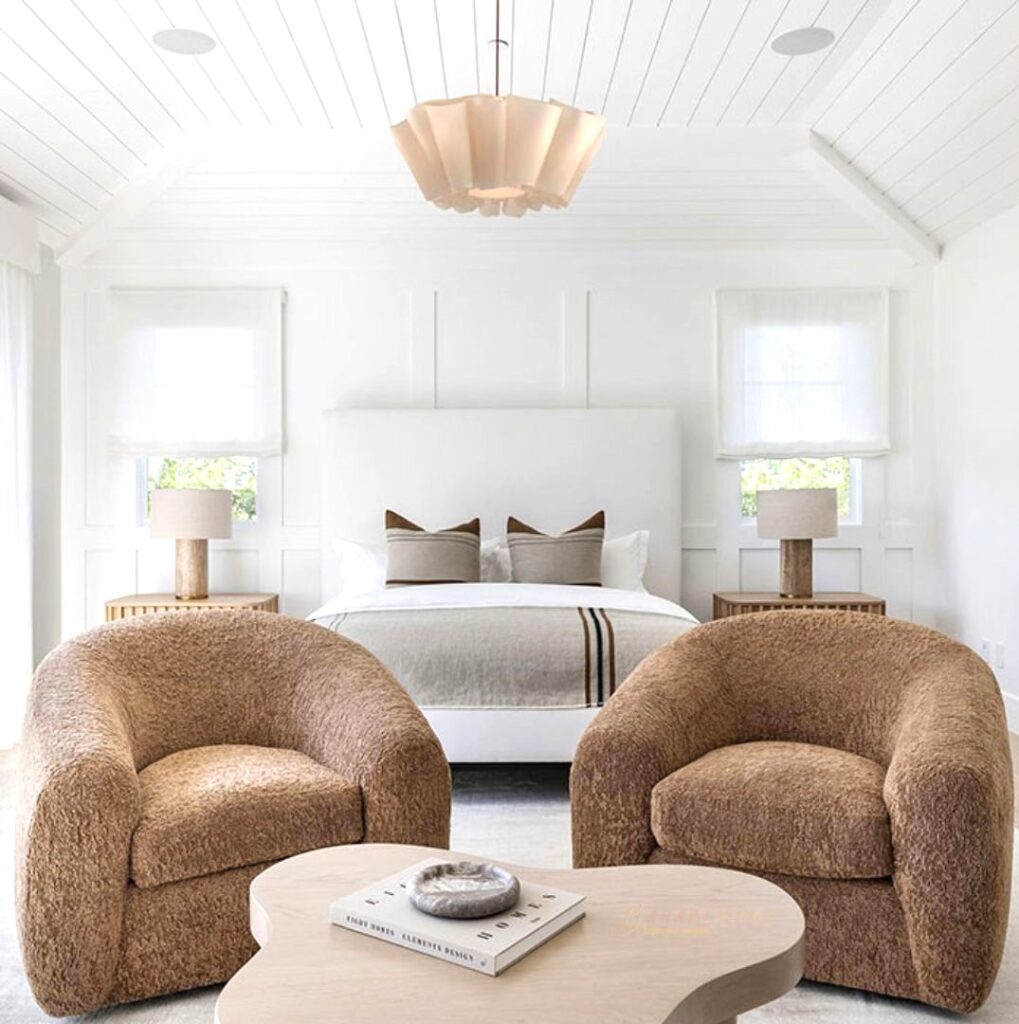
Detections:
[422, 707, 601, 763]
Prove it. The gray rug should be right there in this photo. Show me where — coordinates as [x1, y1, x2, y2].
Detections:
[1, 759, 1015, 1022]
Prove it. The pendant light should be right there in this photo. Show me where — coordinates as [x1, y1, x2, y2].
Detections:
[392, 1, 605, 218]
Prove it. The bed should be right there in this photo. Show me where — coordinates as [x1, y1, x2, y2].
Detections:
[312, 408, 695, 762]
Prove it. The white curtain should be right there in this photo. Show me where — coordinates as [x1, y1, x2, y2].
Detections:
[716, 288, 890, 458]
[0, 262, 33, 747]
[105, 288, 284, 456]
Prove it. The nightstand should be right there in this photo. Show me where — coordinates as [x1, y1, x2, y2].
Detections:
[713, 591, 886, 620]
[105, 593, 279, 622]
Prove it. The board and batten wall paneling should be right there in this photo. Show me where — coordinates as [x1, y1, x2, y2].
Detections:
[934, 204, 1019, 731]
[588, 289, 716, 527]
[282, 282, 419, 529]
[436, 286, 587, 408]
[60, 248, 934, 637]
[740, 548, 863, 592]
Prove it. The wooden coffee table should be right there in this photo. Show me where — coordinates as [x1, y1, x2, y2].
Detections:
[215, 844, 804, 1024]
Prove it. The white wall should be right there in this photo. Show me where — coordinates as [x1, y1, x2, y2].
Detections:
[59, 244, 935, 640]
[935, 205, 1019, 731]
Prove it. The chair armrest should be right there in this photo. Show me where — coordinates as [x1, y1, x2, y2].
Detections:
[16, 648, 140, 1016]
[282, 635, 451, 848]
[571, 629, 737, 867]
[884, 652, 1014, 1012]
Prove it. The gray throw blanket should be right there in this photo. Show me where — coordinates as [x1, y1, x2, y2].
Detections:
[314, 605, 694, 708]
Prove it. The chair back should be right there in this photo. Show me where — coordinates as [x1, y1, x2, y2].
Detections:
[30, 612, 348, 770]
[698, 611, 987, 764]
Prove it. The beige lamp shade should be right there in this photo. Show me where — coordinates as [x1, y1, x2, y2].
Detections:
[756, 488, 838, 540]
[151, 489, 232, 540]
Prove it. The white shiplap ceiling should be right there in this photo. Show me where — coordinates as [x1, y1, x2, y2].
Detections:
[0, 0, 1017, 260]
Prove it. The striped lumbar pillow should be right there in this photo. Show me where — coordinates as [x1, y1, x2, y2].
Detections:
[506, 512, 605, 586]
[385, 510, 481, 586]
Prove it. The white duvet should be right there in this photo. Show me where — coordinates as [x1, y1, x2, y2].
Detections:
[309, 582, 697, 624]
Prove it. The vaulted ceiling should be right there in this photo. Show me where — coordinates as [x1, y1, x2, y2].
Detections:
[1, 0, 1017, 261]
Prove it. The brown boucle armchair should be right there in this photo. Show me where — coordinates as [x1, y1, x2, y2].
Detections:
[17, 611, 451, 1016]
[571, 611, 1013, 1013]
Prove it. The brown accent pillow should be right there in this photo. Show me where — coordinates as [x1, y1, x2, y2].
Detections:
[385, 510, 481, 586]
[506, 512, 605, 586]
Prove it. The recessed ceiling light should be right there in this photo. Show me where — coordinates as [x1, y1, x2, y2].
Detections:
[153, 28, 216, 56]
[771, 27, 835, 56]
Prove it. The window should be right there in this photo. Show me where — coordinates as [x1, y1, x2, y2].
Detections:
[108, 290, 279, 529]
[716, 289, 889, 458]
[741, 457, 859, 521]
[105, 288, 283, 457]
[142, 456, 257, 522]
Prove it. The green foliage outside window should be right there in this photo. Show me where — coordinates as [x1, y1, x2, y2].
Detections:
[147, 456, 257, 521]
[740, 457, 853, 519]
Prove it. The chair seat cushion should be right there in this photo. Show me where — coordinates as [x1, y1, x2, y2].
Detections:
[131, 744, 363, 888]
[650, 740, 892, 880]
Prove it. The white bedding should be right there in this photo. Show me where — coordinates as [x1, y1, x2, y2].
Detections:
[309, 582, 696, 623]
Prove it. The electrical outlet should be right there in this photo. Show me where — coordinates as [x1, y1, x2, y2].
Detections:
[995, 642, 1005, 669]
[981, 639, 992, 664]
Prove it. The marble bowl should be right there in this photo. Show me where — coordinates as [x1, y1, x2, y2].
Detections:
[408, 862, 520, 919]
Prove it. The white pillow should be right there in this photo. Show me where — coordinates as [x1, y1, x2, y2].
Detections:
[331, 537, 509, 596]
[332, 538, 387, 596]
[600, 530, 650, 591]
[482, 540, 512, 583]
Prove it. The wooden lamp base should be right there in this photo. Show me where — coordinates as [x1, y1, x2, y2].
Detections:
[779, 539, 813, 598]
[175, 539, 209, 600]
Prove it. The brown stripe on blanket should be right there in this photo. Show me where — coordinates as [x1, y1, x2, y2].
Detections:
[586, 609, 602, 704]
[597, 608, 617, 696]
[576, 606, 592, 707]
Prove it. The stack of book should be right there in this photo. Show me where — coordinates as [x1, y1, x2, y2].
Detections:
[329, 858, 585, 976]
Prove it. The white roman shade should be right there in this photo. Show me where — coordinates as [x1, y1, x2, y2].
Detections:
[716, 288, 889, 458]
[106, 288, 283, 456]
[0, 260, 33, 745]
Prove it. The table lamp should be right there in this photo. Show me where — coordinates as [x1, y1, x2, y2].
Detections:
[151, 489, 232, 600]
[756, 488, 837, 599]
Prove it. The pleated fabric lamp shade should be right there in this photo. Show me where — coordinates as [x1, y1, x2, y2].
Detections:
[392, 94, 605, 218]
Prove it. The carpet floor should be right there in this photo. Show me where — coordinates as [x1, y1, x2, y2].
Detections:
[1, 756, 1015, 1022]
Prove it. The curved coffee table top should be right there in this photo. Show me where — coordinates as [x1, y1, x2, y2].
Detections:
[216, 844, 804, 1024]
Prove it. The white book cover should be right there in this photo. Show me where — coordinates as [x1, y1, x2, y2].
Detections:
[329, 858, 586, 976]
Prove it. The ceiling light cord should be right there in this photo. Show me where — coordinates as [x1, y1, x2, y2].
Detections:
[495, 0, 501, 96]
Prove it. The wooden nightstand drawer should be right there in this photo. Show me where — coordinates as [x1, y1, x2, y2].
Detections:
[105, 593, 279, 621]
[713, 592, 886, 620]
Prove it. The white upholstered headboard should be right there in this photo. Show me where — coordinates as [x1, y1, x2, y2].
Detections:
[320, 408, 682, 601]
